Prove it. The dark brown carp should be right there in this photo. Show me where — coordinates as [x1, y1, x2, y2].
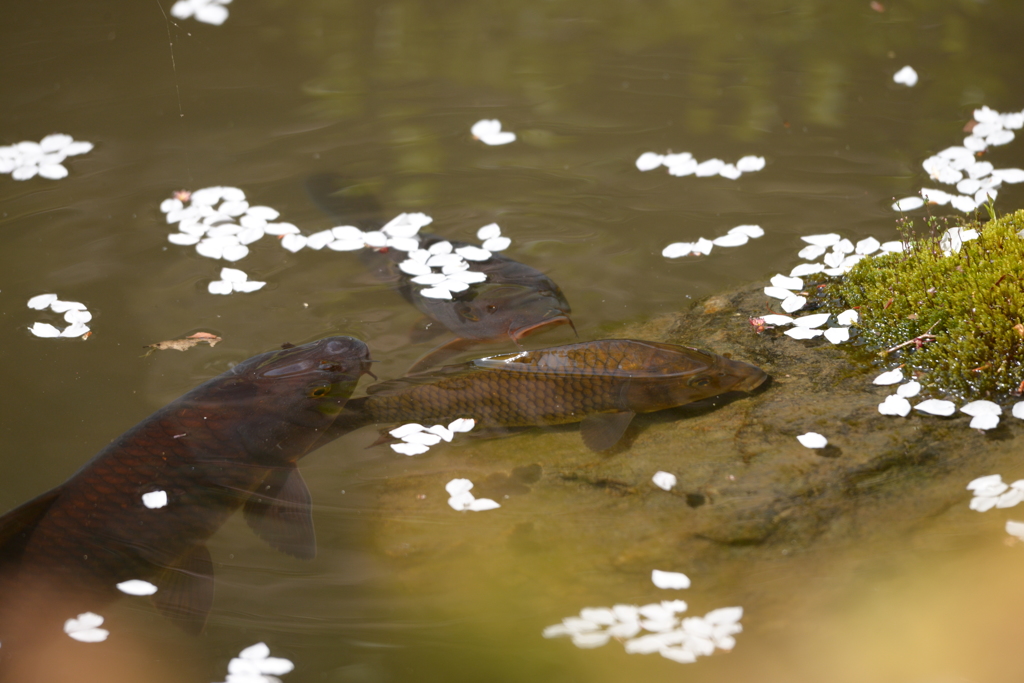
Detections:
[305, 174, 574, 370]
[0, 336, 372, 643]
[327, 339, 767, 452]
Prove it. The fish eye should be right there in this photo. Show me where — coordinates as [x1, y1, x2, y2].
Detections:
[308, 385, 332, 398]
[688, 377, 712, 388]
[486, 304, 497, 313]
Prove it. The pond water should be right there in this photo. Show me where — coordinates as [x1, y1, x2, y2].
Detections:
[4, 0, 1024, 680]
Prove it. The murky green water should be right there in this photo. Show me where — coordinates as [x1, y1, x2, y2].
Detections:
[4, 0, 1024, 680]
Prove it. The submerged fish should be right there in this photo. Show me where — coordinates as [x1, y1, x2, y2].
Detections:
[327, 339, 767, 452]
[0, 337, 372, 640]
[305, 173, 574, 370]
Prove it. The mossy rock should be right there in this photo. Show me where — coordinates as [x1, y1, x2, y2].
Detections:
[831, 209, 1024, 401]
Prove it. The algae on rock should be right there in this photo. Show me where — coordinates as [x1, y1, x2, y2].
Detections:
[832, 209, 1024, 401]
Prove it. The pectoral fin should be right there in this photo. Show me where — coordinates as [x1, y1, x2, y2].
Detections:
[243, 467, 316, 560]
[579, 411, 636, 452]
[152, 544, 215, 635]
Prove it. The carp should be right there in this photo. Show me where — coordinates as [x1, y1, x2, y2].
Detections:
[0, 336, 372, 639]
[326, 339, 767, 452]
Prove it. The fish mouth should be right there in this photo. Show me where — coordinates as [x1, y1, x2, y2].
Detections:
[509, 314, 575, 342]
[735, 370, 769, 393]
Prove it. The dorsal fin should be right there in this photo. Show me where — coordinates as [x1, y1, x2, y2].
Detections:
[0, 488, 61, 563]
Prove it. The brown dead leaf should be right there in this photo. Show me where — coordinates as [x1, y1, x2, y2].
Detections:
[1013, 323, 1024, 339]
[143, 332, 222, 356]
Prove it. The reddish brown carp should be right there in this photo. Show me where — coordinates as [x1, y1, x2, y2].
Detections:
[0, 336, 372, 644]
[327, 339, 767, 452]
[305, 173, 574, 370]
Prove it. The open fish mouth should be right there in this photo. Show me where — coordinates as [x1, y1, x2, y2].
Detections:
[509, 314, 575, 342]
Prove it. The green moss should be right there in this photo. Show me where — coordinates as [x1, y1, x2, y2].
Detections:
[832, 209, 1024, 401]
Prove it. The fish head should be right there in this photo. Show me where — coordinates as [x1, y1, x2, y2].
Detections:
[449, 281, 573, 342]
[216, 336, 373, 462]
[620, 341, 768, 411]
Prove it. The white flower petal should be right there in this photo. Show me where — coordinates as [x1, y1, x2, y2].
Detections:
[1007, 520, 1024, 540]
[970, 414, 1000, 430]
[694, 159, 724, 177]
[914, 399, 957, 416]
[764, 286, 794, 300]
[663, 242, 696, 258]
[878, 394, 912, 417]
[780, 295, 806, 313]
[401, 431, 442, 446]
[718, 163, 741, 180]
[784, 327, 823, 339]
[448, 418, 475, 432]
[467, 498, 501, 511]
[735, 155, 765, 172]
[836, 309, 859, 326]
[362, 231, 387, 247]
[281, 234, 307, 253]
[391, 442, 430, 456]
[892, 197, 925, 211]
[651, 569, 691, 589]
[482, 236, 511, 252]
[168, 232, 201, 245]
[960, 400, 1001, 417]
[239, 643, 271, 660]
[38, 163, 68, 179]
[855, 237, 880, 255]
[471, 120, 502, 139]
[306, 230, 334, 250]
[729, 224, 764, 238]
[692, 237, 714, 255]
[1012, 402, 1024, 420]
[481, 131, 516, 145]
[117, 580, 158, 596]
[823, 327, 850, 344]
[455, 245, 491, 261]
[27, 293, 58, 310]
[232, 280, 265, 293]
[29, 322, 62, 338]
[652, 471, 677, 491]
[796, 432, 827, 448]
[425, 425, 454, 442]
[793, 313, 830, 328]
[790, 263, 824, 277]
[801, 233, 841, 247]
[892, 65, 918, 87]
[896, 381, 921, 398]
[798, 244, 826, 260]
[264, 222, 300, 236]
[142, 490, 168, 508]
[419, 287, 452, 300]
[712, 233, 748, 247]
[636, 152, 665, 171]
[40, 133, 73, 152]
[872, 368, 904, 385]
[64, 309, 92, 324]
[221, 244, 249, 262]
[194, 3, 229, 24]
[328, 239, 366, 251]
[207, 280, 232, 295]
[331, 225, 364, 240]
[761, 314, 793, 326]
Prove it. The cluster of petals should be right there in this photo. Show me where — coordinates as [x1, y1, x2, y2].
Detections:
[213, 642, 295, 683]
[162, 187, 301, 262]
[788, 233, 901, 280]
[388, 418, 475, 456]
[894, 106, 1024, 214]
[652, 471, 677, 491]
[471, 119, 516, 145]
[445, 478, 500, 512]
[27, 293, 92, 338]
[636, 152, 765, 180]
[892, 65, 918, 87]
[543, 601, 742, 664]
[875, 376, 1019, 430]
[208, 267, 266, 295]
[64, 612, 109, 643]
[762, 280, 849, 341]
[170, 0, 231, 25]
[394, 224, 506, 301]
[662, 225, 763, 259]
[966, 474, 1024, 512]
[0, 134, 93, 181]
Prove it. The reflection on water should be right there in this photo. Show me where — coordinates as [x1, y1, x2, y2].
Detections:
[4, 0, 1024, 679]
